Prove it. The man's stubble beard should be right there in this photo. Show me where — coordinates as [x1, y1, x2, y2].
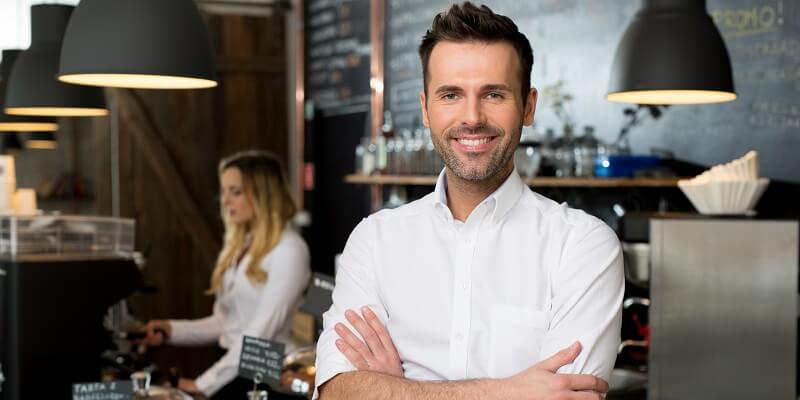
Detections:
[432, 123, 521, 182]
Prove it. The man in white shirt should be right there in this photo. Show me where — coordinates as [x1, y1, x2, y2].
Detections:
[315, 3, 624, 399]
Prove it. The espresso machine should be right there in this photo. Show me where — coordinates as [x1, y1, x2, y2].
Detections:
[0, 215, 142, 400]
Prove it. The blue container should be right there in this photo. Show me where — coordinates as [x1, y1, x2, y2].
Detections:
[594, 155, 660, 178]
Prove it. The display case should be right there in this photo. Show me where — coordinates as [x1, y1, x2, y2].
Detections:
[0, 215, 135, 257]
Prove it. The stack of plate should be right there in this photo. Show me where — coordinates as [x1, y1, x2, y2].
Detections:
[678, 151, 769, 215]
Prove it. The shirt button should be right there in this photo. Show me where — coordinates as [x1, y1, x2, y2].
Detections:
[455, 333, 464, 342]
[462, 282, 469, 290]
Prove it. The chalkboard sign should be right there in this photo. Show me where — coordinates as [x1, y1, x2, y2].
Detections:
[386, 0, 448, 130]
[307, 0, 371, 116]
[238, 336, 285, 388]
[384, 0, 800, 183]
[299, 272, 335, 317]
[72, 381, 133, 400]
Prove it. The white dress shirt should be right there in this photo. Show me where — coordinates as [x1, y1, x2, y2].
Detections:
[314, 169, 624, 397]
[169, 227, 311, 396]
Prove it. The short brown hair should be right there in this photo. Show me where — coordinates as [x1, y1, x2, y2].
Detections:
[418, 2, 534, 105]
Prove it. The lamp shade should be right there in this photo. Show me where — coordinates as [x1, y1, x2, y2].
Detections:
[58, 0, 217, 90]
[26, 132, 57, 150]
[0, 50, 59, 132]
[5, 5, 107, 117]
[607, 0, 736, 105]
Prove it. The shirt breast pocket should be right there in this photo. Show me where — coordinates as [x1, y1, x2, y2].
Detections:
[489, 304, 550, 378]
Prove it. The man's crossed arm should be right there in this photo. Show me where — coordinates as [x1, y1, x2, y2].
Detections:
[319, 307, 608, 400]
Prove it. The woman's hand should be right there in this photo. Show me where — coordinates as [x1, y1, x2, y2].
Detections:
[334, 307, 404, 377]
[178, 378, 200, 393]
[140, 320, 172, 347]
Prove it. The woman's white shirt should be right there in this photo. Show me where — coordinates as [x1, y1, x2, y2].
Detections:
[168, 227, 311, 396]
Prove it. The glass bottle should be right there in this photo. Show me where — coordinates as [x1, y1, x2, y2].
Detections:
[397, 128, 412, 175]
[553, 125, 576, 177]
[386, 137, 396, 175]
[375, 111, 394, 174]
[354, 142, 365, 174]
[574, 125, 599, 177]
[362, 136, 376, 176]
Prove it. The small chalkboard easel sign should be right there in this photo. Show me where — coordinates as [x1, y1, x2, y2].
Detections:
[72, 381, 133, 400]
[238, 336, 286, 389]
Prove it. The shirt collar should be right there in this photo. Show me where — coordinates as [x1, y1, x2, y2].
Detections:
[432, 167, 526, 224]
[432, 168, 453, 221]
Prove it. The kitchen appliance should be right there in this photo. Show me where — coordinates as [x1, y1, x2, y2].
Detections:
[649, 217, 797, 400]
[621, 242, 649, 286]
[0, 215, 141, 400]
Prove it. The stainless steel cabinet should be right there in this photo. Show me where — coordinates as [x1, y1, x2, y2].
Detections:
[650, 218, 797, 400]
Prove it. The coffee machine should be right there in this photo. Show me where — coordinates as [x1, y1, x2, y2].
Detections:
[0, 215, 142, 400]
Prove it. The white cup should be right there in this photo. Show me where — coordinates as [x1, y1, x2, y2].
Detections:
[13, 189, 36, 215]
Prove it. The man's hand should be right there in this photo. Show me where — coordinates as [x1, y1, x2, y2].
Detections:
[504, 342, 609, 399]
[334, 306, 404, 377]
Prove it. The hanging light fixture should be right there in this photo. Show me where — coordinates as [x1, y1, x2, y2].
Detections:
[0, 50, 59, 132]
[58, 0, 217, 90]
[5, 4, 107, 117]
[606, 0, 736, 105]
[25, 132, 57, 150]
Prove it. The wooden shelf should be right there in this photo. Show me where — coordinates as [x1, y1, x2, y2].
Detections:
[344, 174, 683, 188]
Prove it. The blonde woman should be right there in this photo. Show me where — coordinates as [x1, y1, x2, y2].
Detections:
[141, 150, 311, 398]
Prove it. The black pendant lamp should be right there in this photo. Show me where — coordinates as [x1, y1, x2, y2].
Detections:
[607, 0, 736, 105]
[58, 0, 217, 90]
[5, 5, 107, 117]
[0, 50, 59, 132]
[26, 132, 57, 150]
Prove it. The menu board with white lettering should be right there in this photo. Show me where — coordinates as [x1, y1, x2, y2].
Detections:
[307, 0, 371, 116]
[238, 336, 285, 388]
[385, 0, 449, 130]
[384, 0, 800, 182]
[72, 381, 132, 400]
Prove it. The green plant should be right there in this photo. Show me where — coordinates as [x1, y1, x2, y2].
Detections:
[542, 80, 575, 134]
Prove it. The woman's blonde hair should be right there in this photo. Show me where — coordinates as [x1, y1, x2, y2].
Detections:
[207, 150, 296, 294]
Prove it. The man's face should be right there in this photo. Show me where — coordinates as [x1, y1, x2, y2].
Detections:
[420, 41, 537, 182]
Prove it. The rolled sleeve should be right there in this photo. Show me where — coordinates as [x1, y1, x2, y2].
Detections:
[541, 222, 624, 382]
[169, 300, 225, 347]
[313, 217, 387, 399]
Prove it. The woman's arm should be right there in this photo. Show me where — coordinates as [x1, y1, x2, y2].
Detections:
[168, 298, 227, 346]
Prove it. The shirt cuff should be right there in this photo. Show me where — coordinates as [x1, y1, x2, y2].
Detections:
[195, 369, 225, 397]
[313, 360, 354, 399]
[167, 319, 192, 345]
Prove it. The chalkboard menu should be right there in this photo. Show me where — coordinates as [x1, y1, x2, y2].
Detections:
[307, 0, 371, 116]
[384, 0, 800, 183]
[238, 336, 285, 388]
[386, 0, 448, 130]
